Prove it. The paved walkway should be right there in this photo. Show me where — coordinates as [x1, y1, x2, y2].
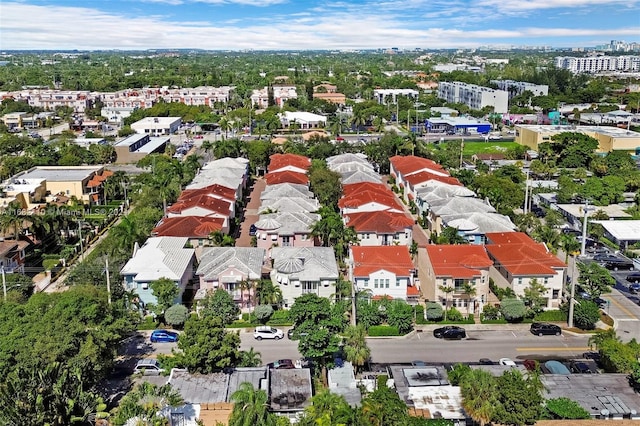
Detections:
[381, 175, 430, 247]
[236, 177, 266, 247]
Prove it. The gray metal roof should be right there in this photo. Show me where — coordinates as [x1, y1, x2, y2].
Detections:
[15, 165, 102, 182]
[258, 211, 319, 236]
[442, 212, 516, 234]
[326, 153, 369, 166]
[340, 169, 382, 185]
[416, 183, 475, 202]
[261, 183, 314, 200]
[542, 374, 640, 417]
[329, 162, 375, 175]
[259, 197, 319, 214]
[120, 237, 195, 282]
[328, 362, 361, 407]
[196, 247, 266, 281]
[227, 367, 269, 399]
[271, 247, 339, 281]
[429, 197, 495, 216]
[168, 369, 230, 404]
[269, 368, 312, 412]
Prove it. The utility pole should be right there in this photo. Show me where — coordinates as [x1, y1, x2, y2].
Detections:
[105, 257, 112, 306]
[568, 256, 577, 328]
[580, 200, 593, 257]
[2, 266, 5, 302]
[523, 169, 530, 214]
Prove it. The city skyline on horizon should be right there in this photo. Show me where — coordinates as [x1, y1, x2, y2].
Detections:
[0, 0, 639, 51]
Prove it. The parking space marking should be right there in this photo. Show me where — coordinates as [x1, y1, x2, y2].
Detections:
[516, 347, 590, 352]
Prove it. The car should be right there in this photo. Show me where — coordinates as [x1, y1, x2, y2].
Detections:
[523, 359, 539, 371]
[488, 134, 503, 140]
[133, 359, 164, 375]
[446, 130, 456, 135]
[286, 328, 309, 340]
[411, 360, 427, 367]
[629, 283, 640, 294]
[249, 223, 257, 236]
[150, 329, 179, 343]
[253, 326, 284, 340]
[570, 361, 594, 374]
[499, 358, 516, 366]
[626, 273, 640, 284]
[593, 254, 618, 263]
[336, 136, 345, 141]
[479, 358, 494, 365]
[267, 359, 295, 369]
[593, 297, 608, 308]
[433, 326, 466, 339]
[562, 228, 581, 236]
[604, 259, 635, 271]
[530, 322, 562, 336]
[194, 134, 204, 139]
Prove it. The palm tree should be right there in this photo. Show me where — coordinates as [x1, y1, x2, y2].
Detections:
[302, 389, 355, 426]
[255, 279, 283, 307]
[460, 369, 497, 425]
[462, 282, 477, 317]
[239, 347, 262, 367]
[218, 117, 231, 139]
[439, 285, 454, 321]
[0, 201, 26, 240]
[342, 325, 370, 374]
[560, 233, 581, 263]
[109, 215, 145, 256]
[229, 382, 275, 426]
[112, 382, 184, 426]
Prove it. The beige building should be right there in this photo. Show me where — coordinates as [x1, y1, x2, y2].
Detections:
[516, 124, 640, 153]
[114, 133, 169, 163]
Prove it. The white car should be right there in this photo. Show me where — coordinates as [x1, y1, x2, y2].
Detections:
[133, 359, 165, 376]
[499, 358, 516, 366]
[253, 326, 284, 340]
[488, 134, 503, 140]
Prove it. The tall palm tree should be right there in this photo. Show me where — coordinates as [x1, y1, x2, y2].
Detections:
[0, 201, 27, 240]
[112, 382, 183, 426]
[439, 285, 454, 321]
[301, 389, 354, 426]
[462, 282, 477, 317]
[560, 233, 581, 263]
[255, 279, 283, 307]
[229, 382, 275, 426]
[460, 369, 497, 425]
[342, 325, 370, 374]
[239, 347, 262, 367]
[109, 215, 145, 256]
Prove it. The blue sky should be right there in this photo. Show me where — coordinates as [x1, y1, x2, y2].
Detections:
[0, 0, 638, 50]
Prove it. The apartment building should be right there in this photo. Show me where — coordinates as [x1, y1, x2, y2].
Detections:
[437, 82, 508, 114]
[555, 55, 640, 74]
[490, 80, 549, 98]
[6, 89, 93, 113]
[373, 89, 419, 105]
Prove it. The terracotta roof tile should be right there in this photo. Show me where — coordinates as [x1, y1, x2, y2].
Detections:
[264, 170, 309, 185]
[152, 216, 224, 237]
[426, 245, 493, 279]
[351, 246, 414, 276]
[338, 190, 402, 210]
[390, 155, 446, 176]
[268, 153, 311, 172]
[342, 182, 391, 197]
[179, 184, 236, 202]
[167, 195, 232, 216]
[484, 232, 567, 276]
[345, 211, 414, 233]
[404, 171, 461, 187]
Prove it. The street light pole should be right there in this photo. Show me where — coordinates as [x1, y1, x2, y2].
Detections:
[568, 256, 577, 328]
[580, 200, 592, 257]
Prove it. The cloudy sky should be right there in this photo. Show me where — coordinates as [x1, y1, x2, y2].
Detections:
[0, 0, 638, 50]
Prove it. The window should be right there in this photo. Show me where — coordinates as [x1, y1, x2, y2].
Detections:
[364, 279, 369, 287]
[517, 278, 523, 285]
[396, 279, 400, 287]
[385, 279, 390, 288]
[374, 279, 378, 288]
[552, 289, 560, 299]
[543, 277, 549, 285]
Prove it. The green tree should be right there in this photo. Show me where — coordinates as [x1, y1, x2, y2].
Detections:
[229, 382, 276, 426]
[164, 304, 189, 328]
[573, 300, 601, 330]
[439, 285, 454, 321]
[150, 277, 180, 315]
[199, 288, 240, 325]
[255, 279, 283, 306]
[543, 397, 590, 420]
[434, 227, 468, 245]
[254, 304, 274, 323]
[500, 297, 526, 322]
[577, 262, 615, 297]
[460, 368, 497, 426]
[238, 347, 262, 368]
[173, 313, 241, 374]
[360, 384, 409, 426]
[308, 160, 342, 208]
[300, 389, 355, 426]
[112, 382, 183, 426]
[523, 278, 548, 314]
[492, 369, 544, 426]
[386, 300, 414, 334]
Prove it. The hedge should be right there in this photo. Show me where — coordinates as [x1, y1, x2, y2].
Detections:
[139, 316, 160, 330]
[481, 318, 508, 324]
[368, 325, 401, 336]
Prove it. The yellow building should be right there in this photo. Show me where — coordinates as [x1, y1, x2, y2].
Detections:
[515, 125, 640, 153]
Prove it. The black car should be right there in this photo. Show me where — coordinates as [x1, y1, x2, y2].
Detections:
[594, 254, 619, 263]
[593, 297, 608, 308]
[286, 328, 309, 340]
[249, 224, 257, 236]
[626, 273, 640, 284]
[570, 361, 594, 374]
[530, 322, 561, 336]
[433, 326, 466, 339]
[604, 259, 635, 271]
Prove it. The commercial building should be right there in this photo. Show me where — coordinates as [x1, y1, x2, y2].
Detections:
[490, 80, 549, 98]
[555, 55, 640, 74]
[437, 82, 509, 114]
[515, 124, 640, 153]
[130, 116, 181, 136]
[114, 133, 169, 163]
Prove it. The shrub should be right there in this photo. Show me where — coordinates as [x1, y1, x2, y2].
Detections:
[543, 397, 590, 420]
[445, 307, 464, 322]
[573, 300, 600, 330]
[414, 305, 428, 324]
[425, 302, 444, 321]
[377, 374, 389, 389]
[368, 325, 401, 336]
[482, 304, 501, 320]
[500, 298, 526, 322]
[164, 304, 189, 327]
[254, 304, 274, 323]
[139, 315, 160, 330]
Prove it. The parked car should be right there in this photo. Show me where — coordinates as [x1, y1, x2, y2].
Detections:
[133, 359, 165, 375]
[629, 283, 640, 294]
[593, 254, 619, 263]
[267, 359, 295, 369]
[626, 272, 640, 284]
[411, 360, 427, 367]
[593, 297, 608, 308]
[249, 224, 257, 236]
[570, 361, 594, 374]
[530, 322, 562, 336]
[479, 358, 494, 365]
[604, 259, 635, 271]
[254, 326, 284, 340]
[150, 329, 179, 343]
[488, 133, 503, 140]
[433, 326, 466, 339]
[499, 358, 516, 366]
[523, 359, 538, 371]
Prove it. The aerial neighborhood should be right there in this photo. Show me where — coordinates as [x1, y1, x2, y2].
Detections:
[2, 45, 640, 426]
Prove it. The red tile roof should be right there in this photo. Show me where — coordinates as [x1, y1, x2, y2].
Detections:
[351, 246, 414, 276]
[268, 153, 311, 172]
[404, 171, 461, 187]
[342, 182, 390, 197]
[86, 177, 102, 188]
[179, 184, 236, 202]
[167, 194, 232, 216]
[345, 211, 414, 233]
[484, 232, 567, 276]
[406, 285, 420, 296]
[338, 190, 403, 210]
[390, 155, 446, 176]
[426, 245, 493, 279]
[152, 216, 224, 237]
[264, 170, 309, 186]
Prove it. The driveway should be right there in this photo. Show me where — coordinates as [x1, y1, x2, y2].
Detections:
[236, 177, 265, 247]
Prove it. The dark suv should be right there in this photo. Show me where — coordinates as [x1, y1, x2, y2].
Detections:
[604, 259, 635, 271]
[530, 322, 561, 336]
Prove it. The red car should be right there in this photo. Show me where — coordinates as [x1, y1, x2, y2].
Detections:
[194, 135, 204, 139]
[268, 359, 295, 369]
[336, 136, 345, 141]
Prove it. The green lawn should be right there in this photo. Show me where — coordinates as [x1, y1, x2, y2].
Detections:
[462, 141, 520, 156]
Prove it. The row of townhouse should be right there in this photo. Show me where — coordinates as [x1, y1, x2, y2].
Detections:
[120, 157, 250, 309]
[389, 155, 566, 311]
[327, 153, 420, 303]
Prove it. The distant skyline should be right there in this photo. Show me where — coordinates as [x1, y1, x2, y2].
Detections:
[0, 0, 639, 51]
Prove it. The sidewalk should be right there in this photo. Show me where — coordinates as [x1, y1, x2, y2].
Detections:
[236, 177, 266, 247]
